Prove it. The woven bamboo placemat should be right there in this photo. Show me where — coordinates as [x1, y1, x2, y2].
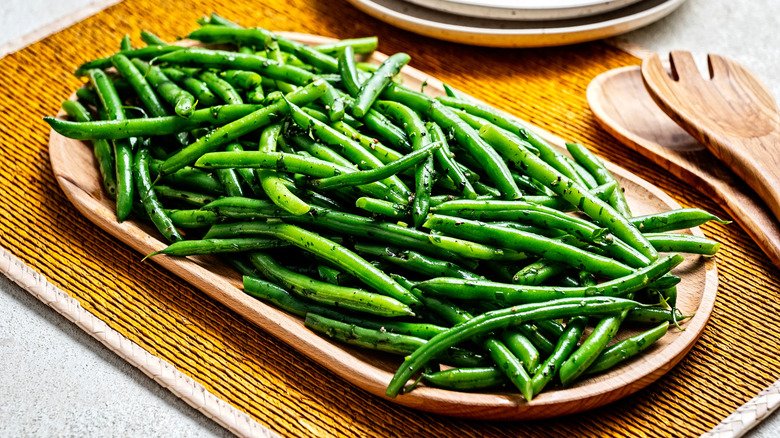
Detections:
[1, 0, 779, 436]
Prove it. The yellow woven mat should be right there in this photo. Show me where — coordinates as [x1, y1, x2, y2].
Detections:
[1, 0, 778, 436]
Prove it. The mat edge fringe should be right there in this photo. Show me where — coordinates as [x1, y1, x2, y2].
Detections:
[0, 244, 279, 438]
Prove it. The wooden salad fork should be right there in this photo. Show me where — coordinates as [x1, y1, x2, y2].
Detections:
[641, 50, 780, 223]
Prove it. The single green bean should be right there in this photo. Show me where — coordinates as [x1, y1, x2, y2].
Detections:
[164, 209, 218, 228]
[352, 53, 410, 118]
[631, 209, 731, 233]
[46, 104, 261, 140]
[314, 37, 378, 55]
[530, 316, 587, 395]
[134, 147, 182, 242]
[87, 68, 134, 221]
[247, 253, 414, 317]
[586, 322, 669, 375]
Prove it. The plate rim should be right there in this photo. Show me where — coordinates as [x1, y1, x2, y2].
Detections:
[401, 0, 647, 21]
[345, 0, 688, 47]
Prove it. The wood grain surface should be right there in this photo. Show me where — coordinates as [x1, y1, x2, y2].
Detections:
[48, 34, 717, 420]
[588, 66, 780, 268]
[641, 51, 780, 225]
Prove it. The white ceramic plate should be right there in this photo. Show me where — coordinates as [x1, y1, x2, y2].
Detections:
[346, 0, 687, 47]
[401, 0, 646, 21]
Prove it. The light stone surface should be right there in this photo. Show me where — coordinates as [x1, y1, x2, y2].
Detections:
[1, 0, 779, 436]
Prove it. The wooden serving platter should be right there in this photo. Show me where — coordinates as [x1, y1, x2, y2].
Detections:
[48, 33, 717, 420]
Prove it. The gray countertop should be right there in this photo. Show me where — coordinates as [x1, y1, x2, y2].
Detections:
[1, 0, 779, 436]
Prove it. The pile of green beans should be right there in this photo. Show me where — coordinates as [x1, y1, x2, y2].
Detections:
[46, 14, 727, 401]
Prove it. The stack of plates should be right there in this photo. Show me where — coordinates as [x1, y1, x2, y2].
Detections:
[344, 0, 688, 47]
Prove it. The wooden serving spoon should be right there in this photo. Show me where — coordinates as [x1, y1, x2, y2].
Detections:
[641, 51, 780, 225]
[588, 65, 780, 268]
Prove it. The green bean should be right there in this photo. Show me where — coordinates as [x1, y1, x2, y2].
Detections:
[354, 243, 483, 280]
[431, 200, 610, 244]
[483, 337, 533, 400]
[201, 196, 290, 219]
[153, 185, 216, 207]
[224, 142, 265, 197]
[220, 69, 264, 102]
[150, 238, 287, 257]
[530, 316, 587, 395]
[310, 142, 439, 190]
[87, 68, 134, 222]
[159, 81, 326, 176]
[645, 233, 721, 255]
[316, 265, 351, 286]
[148, 159, 224, 195]
[374, 100, 435, 227]
[518, 325, 555, 356]
[195, 150, 400, 202]
[427, 121, 478, 199]
[256, 123, 311, 215]
[140, 30, 166, 46]
[499, 332, 540, 374]
[61, 100, 117, 198]
[164, 209, 218, 228]
[414, 254, 684, 304]
[46, 102, 262, 140]
[199, 70, 243, 104]
[111, 54, 170, 118]
[426, 233, 528, 261]
[74, 45, 184, 76]
[272, 207, 472, 265]
[586, 322, 669, 375]
[246, 253, 414, 317]
[567, 142, 631, 217]
[625, 306, 692, 325]
[479, 124, 657, 261]
[337, 46, 362, 97]
[513, 260, 568, 285]
[537, 320, 566, 340]
[424, 215, 636, 278]
[120, 34, 132, 51]
[631, 209, 730, 233]
[355, 197, 408, 219]
[214, 165, 245, 197]
[422, 367, 508, 391]
[382, 85, 522, 199]
[305, 313, 487, 368]
[332, 121, 405, 165]
[386, 296, 639, 397]
[205, 222, 420, 306]
[154, 47, 344, 120]
[315, 37, 378, 56]
[558, 304, 632, 387]
[363, 109, 412, 151]
[437, 95, 586, 185]
[134, 147, 182, 242]
[264, 38, 298, 94]
[162, 67, 220, 107]
[352, 54, 410, 118]
[286, 98, 410, 197]
[132, 58, 196, 117]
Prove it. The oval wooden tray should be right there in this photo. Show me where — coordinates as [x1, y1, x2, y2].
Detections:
[48, 33, 717, 420]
